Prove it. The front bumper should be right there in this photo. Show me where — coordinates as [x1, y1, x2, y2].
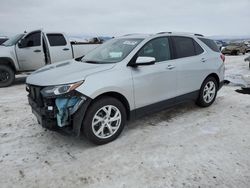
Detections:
[27, 85, 91, 136]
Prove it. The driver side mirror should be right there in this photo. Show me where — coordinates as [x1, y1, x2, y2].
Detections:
[133, 56, 156, 66]
[18, 39, 25, 48]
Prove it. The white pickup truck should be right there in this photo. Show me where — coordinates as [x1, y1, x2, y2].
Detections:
[0, 30, 101, 87]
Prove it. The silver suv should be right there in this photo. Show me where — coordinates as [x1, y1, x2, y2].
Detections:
[26, 32, 225, 144]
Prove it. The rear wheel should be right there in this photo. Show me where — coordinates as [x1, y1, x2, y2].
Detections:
[0, 65, 15, 87]
[196, 77, 218, 107]
[83, 97, 126, 145]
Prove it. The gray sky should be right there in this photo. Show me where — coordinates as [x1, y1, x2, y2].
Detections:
[0, 0, 250, 37]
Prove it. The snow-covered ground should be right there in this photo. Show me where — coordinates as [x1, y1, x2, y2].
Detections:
[0, 54, 250, 188]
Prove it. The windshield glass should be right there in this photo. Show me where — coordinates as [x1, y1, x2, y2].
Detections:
[82, 38, 143, 64]
[2, 34, 24, 46]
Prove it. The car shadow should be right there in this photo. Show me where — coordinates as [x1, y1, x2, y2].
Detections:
[126, 101, 198, 130]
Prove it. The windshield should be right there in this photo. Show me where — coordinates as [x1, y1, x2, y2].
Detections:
[2, 34, 24, 46]
[82, 38, 143, 64]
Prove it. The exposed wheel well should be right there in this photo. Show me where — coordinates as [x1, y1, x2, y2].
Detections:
[204, 73, 220, 87]
[92, 92, 131, 120]
[0, 58, 16, 72]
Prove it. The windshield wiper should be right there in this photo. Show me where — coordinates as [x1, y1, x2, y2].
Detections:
[84, 60, 100, 64]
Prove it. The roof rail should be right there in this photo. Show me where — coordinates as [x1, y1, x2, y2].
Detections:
[157, 32, 172, 34]
[122, 33, 143, 36]
[194, 33, 204, 37]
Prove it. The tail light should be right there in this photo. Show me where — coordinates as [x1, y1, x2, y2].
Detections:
[220, 54, 225, 63]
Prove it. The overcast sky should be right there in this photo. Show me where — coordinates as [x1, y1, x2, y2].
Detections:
[0, 0, 250, 37]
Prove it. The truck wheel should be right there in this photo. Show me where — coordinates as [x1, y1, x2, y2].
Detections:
[0, 65, 15, 87]
[196, 77, 218, 107]
[83, 97, 126, 145]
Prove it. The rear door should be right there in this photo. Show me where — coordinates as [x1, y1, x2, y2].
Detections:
[170, 36, 206, 96]
[45, 33, 72, 63]
[15, 31, 45, 71]
[130, 37, 177, 109]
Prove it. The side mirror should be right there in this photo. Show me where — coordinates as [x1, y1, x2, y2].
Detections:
[18, 39, 25, 48]
[134, 56, 156, 66]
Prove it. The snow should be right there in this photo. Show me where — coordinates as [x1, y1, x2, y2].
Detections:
[0, 54, 250, 187]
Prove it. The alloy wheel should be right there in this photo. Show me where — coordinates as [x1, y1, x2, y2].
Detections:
[203, 81, 216, 103]
[91, 105, 122, 139]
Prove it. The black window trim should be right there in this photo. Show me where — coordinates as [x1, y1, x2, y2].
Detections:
[170, 36, 205, 60]
[127, 36, 175, 66]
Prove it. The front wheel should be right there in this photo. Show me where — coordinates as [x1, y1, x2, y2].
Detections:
[83, 97, 126, 145]
[0, 65, 15, 87]
[196, 77, 218, 107]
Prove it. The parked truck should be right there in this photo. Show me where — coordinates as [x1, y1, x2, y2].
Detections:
[0, 30, 101, 87]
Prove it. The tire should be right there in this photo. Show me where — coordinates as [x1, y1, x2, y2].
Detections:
[83, 96, 127, 145]
[0, 65, 15, 87]
[196, 77, 218, 107]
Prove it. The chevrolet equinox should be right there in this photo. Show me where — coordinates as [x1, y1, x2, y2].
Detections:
[26, 32, 225, 144]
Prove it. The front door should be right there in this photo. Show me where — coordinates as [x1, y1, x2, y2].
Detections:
[130, 37, 177, 110]
[15, 31, 45, 71]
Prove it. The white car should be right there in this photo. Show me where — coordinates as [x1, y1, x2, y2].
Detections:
[0, 30, 101, 87]
[26, 32, 225, 144]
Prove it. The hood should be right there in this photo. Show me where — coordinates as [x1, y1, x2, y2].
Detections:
[26, 60, 115, 86]
[0, 45, 12, 56]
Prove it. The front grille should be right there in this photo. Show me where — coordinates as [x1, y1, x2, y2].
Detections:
[29, 85, 44, 107]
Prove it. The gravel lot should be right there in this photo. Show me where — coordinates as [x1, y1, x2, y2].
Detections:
[1, 54, 250, 188]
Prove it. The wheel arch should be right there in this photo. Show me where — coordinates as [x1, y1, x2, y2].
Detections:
[91, 91, 131, 120]
[0, 57, 16, 72]
[203, 73, 220, 88]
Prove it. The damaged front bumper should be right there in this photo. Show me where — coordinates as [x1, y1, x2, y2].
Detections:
[27, 85, 91, 136]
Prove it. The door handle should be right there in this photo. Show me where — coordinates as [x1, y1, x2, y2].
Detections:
[167, 65, 175, 70]
[63, 48, 69, 51]
[34, 49, 41, 53]
[201, 58, 207, 63]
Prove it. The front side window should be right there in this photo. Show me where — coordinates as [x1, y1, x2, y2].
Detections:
[24, 32, 41, 47]
[47, 34, 67, 46]
[82, 38, 143, 64]
[172, 36, 197, 58]
[137, 37, 171, 62]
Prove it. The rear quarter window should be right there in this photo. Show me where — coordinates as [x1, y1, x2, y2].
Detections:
[47, 34, 67, 46]
[198, 38, 220, 52]
[172, 36, 203, 58]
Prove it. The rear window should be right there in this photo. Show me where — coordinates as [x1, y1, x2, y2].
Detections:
[199, 38, 220, 52]
[172, 36, 203, 58]
[47, 34, 67, 46]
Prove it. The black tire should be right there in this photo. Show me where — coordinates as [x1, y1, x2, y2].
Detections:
[196, 77, 218, 107]
[0, 65, 15, 87]
[83, 96, 126, 145]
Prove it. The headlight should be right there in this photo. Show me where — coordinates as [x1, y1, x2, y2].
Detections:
[41, 81, 84, 97]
